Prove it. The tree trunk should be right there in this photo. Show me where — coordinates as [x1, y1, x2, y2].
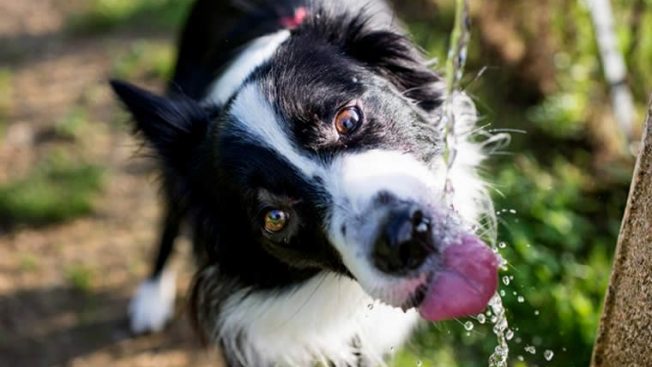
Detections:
[591, 100, 652, 366]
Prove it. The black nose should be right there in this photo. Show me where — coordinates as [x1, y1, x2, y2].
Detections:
[373, 208, 434, 275]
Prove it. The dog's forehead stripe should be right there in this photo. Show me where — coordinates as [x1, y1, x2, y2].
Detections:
[205, 30, 291, 106]
[229, 84, 324, 179]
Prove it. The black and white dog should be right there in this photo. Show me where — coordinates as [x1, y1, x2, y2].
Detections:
[111, 0, 499, 365]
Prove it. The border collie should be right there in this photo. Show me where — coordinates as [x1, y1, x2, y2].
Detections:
[111, 0, 499, 365]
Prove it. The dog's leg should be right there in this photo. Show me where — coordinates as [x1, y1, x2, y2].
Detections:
[129, 204, 182, 334]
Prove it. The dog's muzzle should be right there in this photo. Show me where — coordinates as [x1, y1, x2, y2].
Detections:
[326, 149, 499, 322]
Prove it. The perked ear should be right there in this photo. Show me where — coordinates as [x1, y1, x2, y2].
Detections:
[110, 80, 211, 170]
[345, 25, 443, 112]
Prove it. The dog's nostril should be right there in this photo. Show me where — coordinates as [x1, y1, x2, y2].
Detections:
[373, 209, 433, 275]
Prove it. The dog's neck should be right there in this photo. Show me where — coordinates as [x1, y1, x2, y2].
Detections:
[197, 270, 419, 367]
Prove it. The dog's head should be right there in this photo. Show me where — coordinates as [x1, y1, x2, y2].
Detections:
[112, 14, 498, 322]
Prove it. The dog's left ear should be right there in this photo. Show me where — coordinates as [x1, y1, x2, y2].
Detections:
[346, 28, 443, 112]
[110, 80, 212, 171]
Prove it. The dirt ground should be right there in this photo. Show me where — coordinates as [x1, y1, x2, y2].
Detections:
[0, 1, 221, 365]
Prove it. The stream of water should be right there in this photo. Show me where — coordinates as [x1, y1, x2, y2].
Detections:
[441, 1, 511, 366]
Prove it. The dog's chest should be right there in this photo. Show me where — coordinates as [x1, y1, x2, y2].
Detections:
[218, 274, 419, 366]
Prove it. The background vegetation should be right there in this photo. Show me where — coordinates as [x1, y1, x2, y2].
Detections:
[0, 0, 649, 366]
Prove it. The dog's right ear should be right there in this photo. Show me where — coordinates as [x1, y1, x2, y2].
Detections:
[110, 80, 211, 170]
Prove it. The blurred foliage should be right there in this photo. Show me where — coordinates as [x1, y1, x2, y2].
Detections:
[65, 264, 96, 293]
[53, 107, 89, 141]
[0, 68, 12, 133]
[111, 40, 175, 81]
[0, 156, 103, 227]
[66, 0, 193, 34]
[398, 0, 645, 366]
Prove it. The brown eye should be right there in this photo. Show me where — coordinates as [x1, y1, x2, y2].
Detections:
[264, 209, 289, 233]
[334, 106, 362, 135]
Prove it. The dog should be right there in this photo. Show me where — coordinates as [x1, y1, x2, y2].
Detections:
[110, 0, 499, 366]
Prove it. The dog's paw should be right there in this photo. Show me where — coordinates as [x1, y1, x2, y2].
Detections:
[128, 270, 176, 334]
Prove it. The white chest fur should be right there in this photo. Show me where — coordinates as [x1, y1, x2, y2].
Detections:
[216, 273, 420, 367]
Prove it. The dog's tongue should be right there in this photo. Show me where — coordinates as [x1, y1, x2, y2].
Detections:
[419, 235, 499, 322]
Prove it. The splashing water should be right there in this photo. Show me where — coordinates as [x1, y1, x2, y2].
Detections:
[487, 294, 510, 367]
[440, 1, 511, 366]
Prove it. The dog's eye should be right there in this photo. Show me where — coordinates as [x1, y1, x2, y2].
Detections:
[334, 106, 362, 136]
[263, 209, 289, 233]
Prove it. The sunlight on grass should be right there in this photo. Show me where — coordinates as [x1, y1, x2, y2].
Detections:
[18, 254, 40, 273]
[0, 159, 103, 226]
[65, 264, 95, 293]
[112, 40, 174, 81]
[54, 107, 89, 140]
[394, 343, 458, 367]
[0, 68, 12, 134]
[66, 0, 193, 34]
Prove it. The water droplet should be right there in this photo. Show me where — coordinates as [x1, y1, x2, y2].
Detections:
[477, 314, 486, 324]
[515, 337, 522, 344]
[544, 349, 554, 361]
[499, 289, 505, 296]
[525, 345, 536, 354]
[498, 241, 507, 248]
[509, 209, 517, 214]
[517, 296, 525, 303]
[502, 276, 510, 285]
[517, 355, 524, 361]
[505, 329, 514, 340]
[534, 310, 540, 316]
[416, 360, 423, 367]
[464, 321, 474, 331]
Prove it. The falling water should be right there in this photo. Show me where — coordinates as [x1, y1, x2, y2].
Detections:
[440, 1, 511, 366]
[487, 294, 510, 367]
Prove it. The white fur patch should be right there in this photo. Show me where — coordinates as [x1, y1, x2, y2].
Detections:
[129, 271, 176, 334]
[205, 30, 290, 106]
[229, 83, 323, 178]
[217, 273, 418, 367]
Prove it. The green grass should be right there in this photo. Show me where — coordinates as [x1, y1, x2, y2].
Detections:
[0, 68, 13, 135]
[18, 254, 40, 273]
[111, 40, 174, 81]
[66, 0, 193, 34]
[0, 160, 103, 226]
[54, 107, 89, 140]
[65, 264, 95, 293]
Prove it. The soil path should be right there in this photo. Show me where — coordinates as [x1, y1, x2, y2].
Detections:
[0, 1, 219, 365]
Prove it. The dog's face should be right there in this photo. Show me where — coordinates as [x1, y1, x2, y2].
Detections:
[112, 17, 497, 322]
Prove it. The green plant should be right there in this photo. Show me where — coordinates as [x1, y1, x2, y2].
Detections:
[66, 0, 193, 34]
[111, 40, 174, 81]
[0, 160, 104, 226]
[65, 264, 95, 293]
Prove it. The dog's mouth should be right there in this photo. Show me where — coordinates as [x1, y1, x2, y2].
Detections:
[399, 235, 499, 321]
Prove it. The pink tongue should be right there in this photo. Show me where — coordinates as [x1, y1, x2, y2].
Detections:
[418, 235, 499, 322]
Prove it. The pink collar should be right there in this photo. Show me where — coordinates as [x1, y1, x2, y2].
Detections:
[279, 6, 308, 30]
